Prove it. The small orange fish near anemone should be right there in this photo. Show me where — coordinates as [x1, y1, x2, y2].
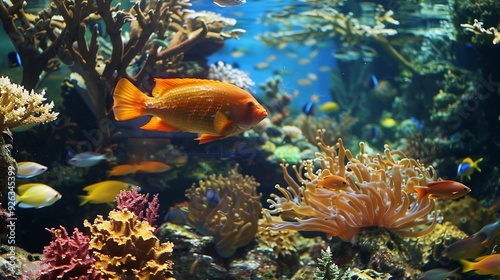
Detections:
[113, 78, 268, 144]
[414, 180, 471, 202]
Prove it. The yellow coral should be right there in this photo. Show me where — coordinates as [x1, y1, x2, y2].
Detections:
[84, 209, 174, 280]
[264, 130, 438, 242]
[186, 165, 262, 257]
[0, 76, 58, 131]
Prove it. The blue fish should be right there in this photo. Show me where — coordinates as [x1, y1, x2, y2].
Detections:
[7, 52, 22, 68]
[370, 73, 379, 88]
[457, 157, 483, 181]
[205, 188, 220, 208]
[302, 101, 316, 116]
[409, 117, 424, 130]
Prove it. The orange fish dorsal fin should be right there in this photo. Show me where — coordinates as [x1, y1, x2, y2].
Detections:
[140, 116, 181, 132]
[152, 78, 223, 97]
[195, 134, 225, 144]
[214, 111, 234, 134]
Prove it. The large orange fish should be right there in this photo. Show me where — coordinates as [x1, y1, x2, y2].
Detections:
[113, 78, 268, 144]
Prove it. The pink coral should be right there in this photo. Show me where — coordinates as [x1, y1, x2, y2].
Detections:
[38, 226, 101, 280]
[116, 188, 160, 226]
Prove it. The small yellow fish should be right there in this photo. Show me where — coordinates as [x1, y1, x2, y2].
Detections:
[457, 157, 483, 181]
[16, 183, 61, 208]
[318, 101, 339, 113]
[254, 62, 270, 70]
[79, 180, 136, 205]
[414, 180, 471, 202]
[298, 58, 311, 65]
[16, 162, 48, 178]
[460, 254, 500, 275]
[380, 117, 397, 128]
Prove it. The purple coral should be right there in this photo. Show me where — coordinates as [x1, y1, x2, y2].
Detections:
[116, 188, 160, 227]
[38, 226, 101, 280]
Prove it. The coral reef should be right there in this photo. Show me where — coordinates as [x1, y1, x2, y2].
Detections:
[264, 130, 439, 242]
[257, 3, 417, 73]
[412, 222, 468, 268]
[116, 188, 160, 227]
[184, 165, 262, 257]
[39, 226, 102, 280]
[439, 195, 497, 235]
[0, 76, 58, 132]
[208, 61, 255, 93]
[84, 209, 174, 279]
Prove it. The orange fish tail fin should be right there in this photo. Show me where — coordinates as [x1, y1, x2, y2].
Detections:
[113, 78, 147, 120]
[459, 259, 475, 273]
[414, 186, 427, 202]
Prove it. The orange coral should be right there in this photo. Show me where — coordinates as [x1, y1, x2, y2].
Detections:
[263, 129, 438, 242]
[84, 209, 174, 279]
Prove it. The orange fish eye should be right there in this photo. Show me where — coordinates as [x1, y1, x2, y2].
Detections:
[247, 101, 254, 108]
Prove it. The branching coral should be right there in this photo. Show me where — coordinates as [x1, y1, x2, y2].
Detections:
[0, 76, 58, 131]
[461, 19, 500, 45]
[185, 165, 262, 257]
[39, 226, 102, 280]
[116, 188, 160, 227]
[263, 129, 439, 242]
[84, 209, 174, 279]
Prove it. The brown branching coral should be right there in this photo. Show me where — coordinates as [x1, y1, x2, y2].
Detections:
[84, 209, 174, 279]
[185, 165, 262, 257]
[263, 129, 438, 242]
[0, 76, 58, 131]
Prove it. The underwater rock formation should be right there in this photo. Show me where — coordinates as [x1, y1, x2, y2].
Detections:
[84, 209, 174, 279]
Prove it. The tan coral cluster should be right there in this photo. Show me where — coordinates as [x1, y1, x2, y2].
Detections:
[263, 129, 438, 242]
[186, 165, 262, 257]
[0, 76, 58, 131]
[84, 209, 174, 280]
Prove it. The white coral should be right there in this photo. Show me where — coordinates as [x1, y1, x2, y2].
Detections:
[0, 76, 58, 131]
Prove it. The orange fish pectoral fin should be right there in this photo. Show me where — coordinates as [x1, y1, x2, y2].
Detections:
[214, 111, 235, 134]
[140, 116, 181, 132]
[113, 78, 147, 120]
[195, 134, 226, 144]
[414, 186, 428, 202]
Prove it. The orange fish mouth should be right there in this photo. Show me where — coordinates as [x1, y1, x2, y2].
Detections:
[257, 109, 268, 119]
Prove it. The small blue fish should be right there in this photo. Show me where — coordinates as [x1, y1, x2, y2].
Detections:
[205, 188, 220, 208]
[457, 157, 483, 181]
[16, 162, 48, 178]
[362, 124, 380, 139]
[7, 51, 21, 68]
[409, 116, 424, 130]
[370, 73, 379, 88]
[213, 0, 245, 7]
[68, 151, 113, 167]
[302, 101, 316, 116]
